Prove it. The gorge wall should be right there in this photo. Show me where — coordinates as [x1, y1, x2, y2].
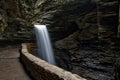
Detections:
[0, 0, 119, 80]
[0, 0, 119, 42]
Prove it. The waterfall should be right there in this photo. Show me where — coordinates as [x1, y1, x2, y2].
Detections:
[34, 25, 56, 65]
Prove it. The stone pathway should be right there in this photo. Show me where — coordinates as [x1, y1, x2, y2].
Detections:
[0, 46, 32, 80]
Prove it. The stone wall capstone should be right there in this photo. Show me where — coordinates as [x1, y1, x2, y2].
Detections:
[20, 43, 86, 80]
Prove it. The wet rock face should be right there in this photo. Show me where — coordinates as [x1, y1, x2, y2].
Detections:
[0, 0, 119, 80]
[0, 0, 7, 38]
[0, 0, 118, 41]
[34, 0, 118, 41]
[33, 0, 95, 40]
[77, 0, 119, 41]
[54, 34, 117, 80]
[0, 0, 119, 78]
[118, 5, 120, 37]
[0, 0, 95, 40]
[0, 0, 35, 39]
[53, 1, 119, 80]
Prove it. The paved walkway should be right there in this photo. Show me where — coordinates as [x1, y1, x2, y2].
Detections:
[0, 46, 32, 80]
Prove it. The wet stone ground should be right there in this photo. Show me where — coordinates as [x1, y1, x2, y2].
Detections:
[54, 45, 119, 80]
[0, 45, 32, 80]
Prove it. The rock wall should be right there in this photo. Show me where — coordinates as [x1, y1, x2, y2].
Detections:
[0, 0, 35, 39]
[0, 0, 119, 80]
[0, 0, 119, 41]
[118, 5, 120, 37]
[0, 0, 7, 38]
[79, 0, 118, 41]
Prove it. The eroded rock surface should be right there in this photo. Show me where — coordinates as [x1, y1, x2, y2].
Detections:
[0, 0, 118, 41]
[0, 0, 119, 80]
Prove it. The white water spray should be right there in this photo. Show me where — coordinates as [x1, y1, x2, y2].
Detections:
[34, 25, 56, 65]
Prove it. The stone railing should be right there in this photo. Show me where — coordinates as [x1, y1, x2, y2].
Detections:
[20, 43, 86, 80]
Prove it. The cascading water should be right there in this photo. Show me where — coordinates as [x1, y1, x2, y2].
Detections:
[34, 25, 56, 65]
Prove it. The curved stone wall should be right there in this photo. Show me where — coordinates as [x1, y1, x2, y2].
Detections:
[20, 43, 86, 80]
